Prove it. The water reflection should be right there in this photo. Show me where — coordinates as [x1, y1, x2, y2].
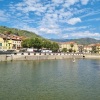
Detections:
[0, 59, 100, 100]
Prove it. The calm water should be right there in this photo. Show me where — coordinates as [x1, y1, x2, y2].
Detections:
[0, 59, 100, 100]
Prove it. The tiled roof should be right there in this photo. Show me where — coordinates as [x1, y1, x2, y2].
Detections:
[0, 34, 23, 41]
[95, 43, 100, 46]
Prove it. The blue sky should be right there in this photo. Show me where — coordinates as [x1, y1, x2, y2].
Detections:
[0, 0, 100, 39]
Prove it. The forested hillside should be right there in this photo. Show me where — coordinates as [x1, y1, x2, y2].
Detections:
[0, 26, 41, 38]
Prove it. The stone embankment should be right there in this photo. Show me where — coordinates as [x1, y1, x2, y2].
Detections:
[0, 53, 100, 62]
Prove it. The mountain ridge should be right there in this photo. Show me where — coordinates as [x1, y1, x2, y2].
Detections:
[50, 38, 100, 45]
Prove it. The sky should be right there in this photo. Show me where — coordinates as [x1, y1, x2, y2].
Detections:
[0, 0, 100, 39]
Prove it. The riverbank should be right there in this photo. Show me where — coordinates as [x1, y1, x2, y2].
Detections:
[0, 53, 100, 61]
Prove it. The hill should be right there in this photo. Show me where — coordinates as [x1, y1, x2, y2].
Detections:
[50, 38, 100, 45]
[1, 26, 99, 45]
[0, 26, 41, 38]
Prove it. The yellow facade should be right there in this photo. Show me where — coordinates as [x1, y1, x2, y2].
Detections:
[59, 42, 79, 52]
[0, 36, 22, 50]
[95, 44, 100, 53]
[6, 39, 13, 50]
[0, 37, 4, 50]
[1, 39, 13, 50]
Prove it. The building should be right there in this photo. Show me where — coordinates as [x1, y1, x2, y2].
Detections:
[0, 37, 4, 50]
[59, 42, 79, 52]
[10, 35, 22, 50]
[0, 33, 23, 50]
[83, 46, 92, 53]
[95, 43, 100, 53]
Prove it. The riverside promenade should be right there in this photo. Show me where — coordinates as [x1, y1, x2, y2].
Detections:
[0, 53, 100, 62]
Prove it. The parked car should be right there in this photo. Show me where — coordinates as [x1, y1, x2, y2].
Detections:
[41, 50, 52, 53]
[0, 50, 17, 54]
[27, 48, 34, 52]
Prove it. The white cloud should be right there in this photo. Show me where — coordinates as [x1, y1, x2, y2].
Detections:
[81, 0, 90, 5]
[62, 0, 79, 8]
[62, 34, 69, 39]
[39, 27, 61, 34]
[14, 0, 47, 14]
[23, 27, 39, 34]
[69, 31, 100, 39]
[52, 0, 64, 4]
[66, 0, 79, 5]
[67, 17, 81, 25]
[0, 10, 9, 21]
[5, 0, 99, 39]
[63, 26, 88, 31]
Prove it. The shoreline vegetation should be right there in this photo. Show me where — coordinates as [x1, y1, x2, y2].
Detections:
[0, 53, 100, 62]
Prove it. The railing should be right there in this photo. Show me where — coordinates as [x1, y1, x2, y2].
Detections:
[12, 52, 84, 56]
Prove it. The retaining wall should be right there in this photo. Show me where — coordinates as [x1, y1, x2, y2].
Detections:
[0, 53, 83, 61]
[0, 53, 100, 62]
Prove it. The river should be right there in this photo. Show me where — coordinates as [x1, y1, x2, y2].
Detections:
[0, 59, 100, 100]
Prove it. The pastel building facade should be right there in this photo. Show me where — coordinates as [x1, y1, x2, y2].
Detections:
[95, 44, 100, 53]
[0, 33, 23, 50]
[59, 42, 79, 52]
[83, 46, 92, 53]
[0, 37, 4, 50]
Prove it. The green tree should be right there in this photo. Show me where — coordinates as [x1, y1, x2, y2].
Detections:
[33, 38, 42, 49]
[92, 46, 97, 53]
[62, 48, 67, 52]
[42, 40, 52, 49]
[73, 50, 76, 53]
[96, 47, 100, 53]
[70, 43, 74, 52]
[21, 39, 28, 48]
[22, 38, 59, 51]
[51, 42, 59, 52]
[21, 38, 34, 48]
[68, 49, 73, 52]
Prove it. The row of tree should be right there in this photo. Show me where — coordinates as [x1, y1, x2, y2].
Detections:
[62, 48, 76, 53]
[21, 38, 59, 52]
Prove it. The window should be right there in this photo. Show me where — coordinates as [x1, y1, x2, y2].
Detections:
[0, 43, 2, 46]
